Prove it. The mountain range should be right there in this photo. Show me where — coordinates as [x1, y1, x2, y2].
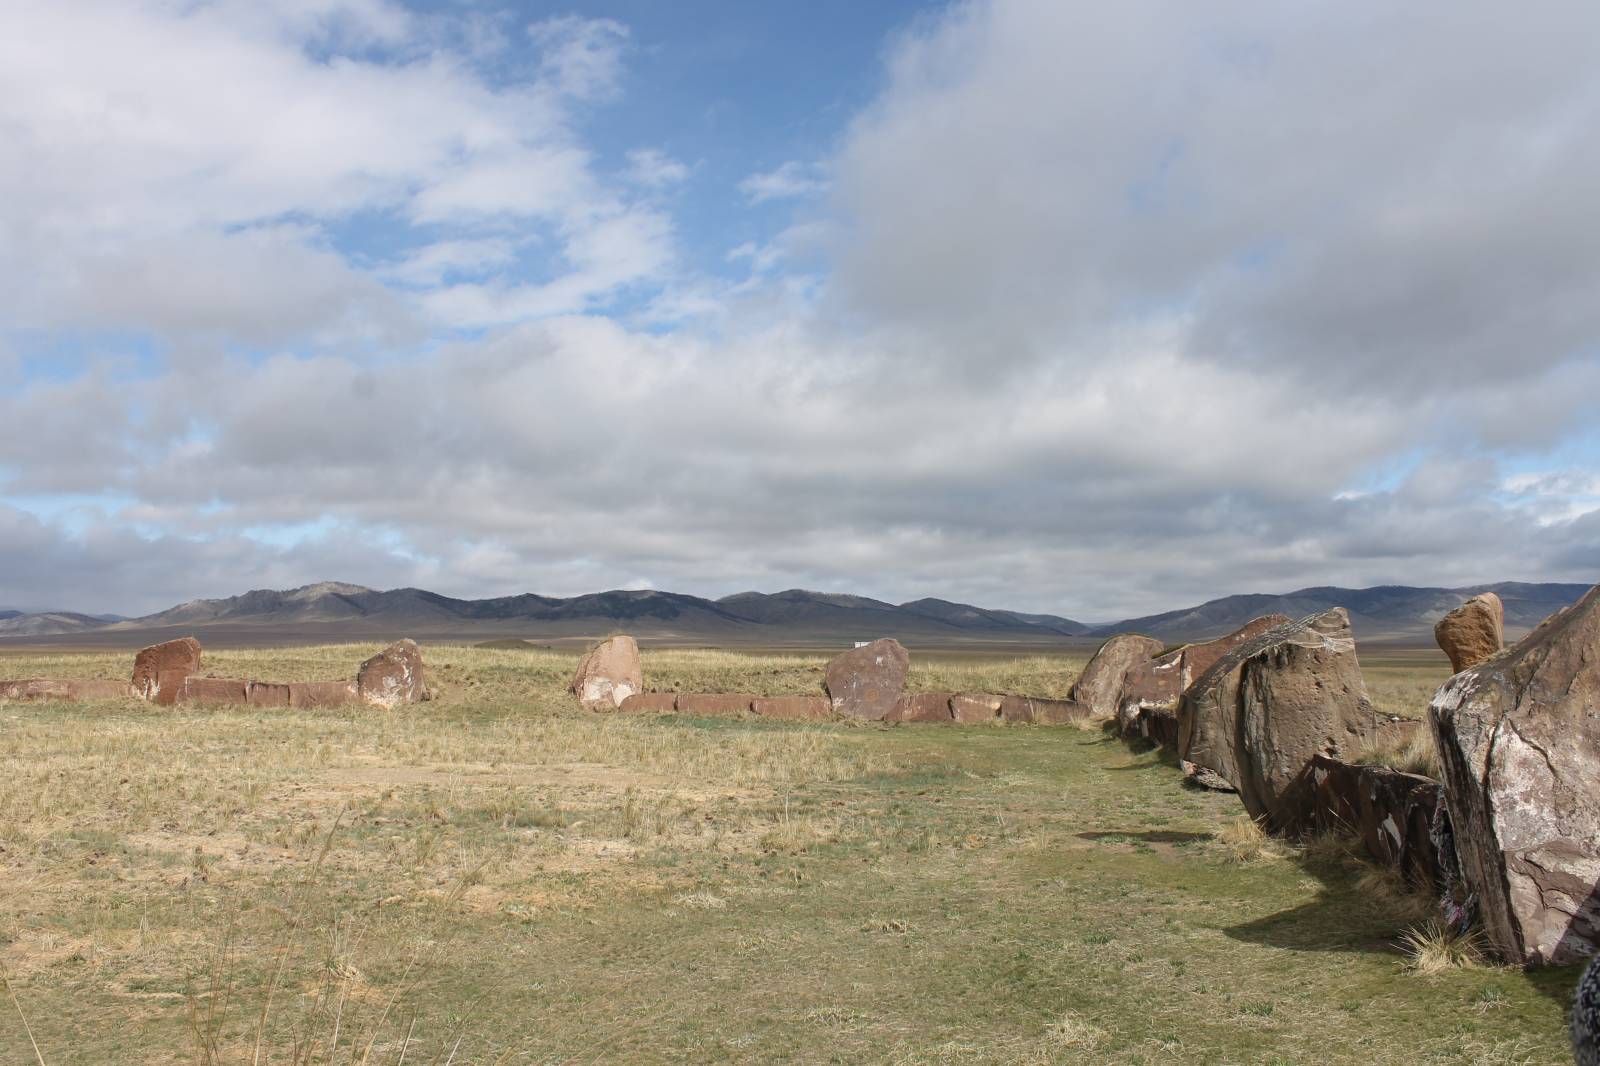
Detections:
[0, 579, 1589, 647]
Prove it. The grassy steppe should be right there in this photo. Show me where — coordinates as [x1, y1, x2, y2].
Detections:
[0, 645, 1578, 1064]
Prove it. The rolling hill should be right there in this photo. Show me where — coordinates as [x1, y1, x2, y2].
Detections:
[0, 580, 1587, 648]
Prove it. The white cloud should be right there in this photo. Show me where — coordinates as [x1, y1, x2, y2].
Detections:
[739, 161, 829, 203]
[625, 148, 690, 188]
[3, 0, 1599, 619]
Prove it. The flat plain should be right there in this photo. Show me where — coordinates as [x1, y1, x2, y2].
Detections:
[0, 643, 1582, 1064]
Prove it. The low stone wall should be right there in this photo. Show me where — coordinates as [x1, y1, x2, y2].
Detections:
[0, 637, 425, 710]
[617, 689, 1088, 725]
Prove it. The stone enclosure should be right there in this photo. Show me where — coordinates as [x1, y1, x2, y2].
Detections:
[0, 637, 430, 710]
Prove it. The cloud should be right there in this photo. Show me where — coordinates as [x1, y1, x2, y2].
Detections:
[740, 161, 829, 203]
[2, 0, 1598, 619]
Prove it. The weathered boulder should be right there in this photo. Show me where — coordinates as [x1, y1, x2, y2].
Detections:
[357, 639, 428, 708]
[619, 692, 678, 713]
[1429, 584, 1600, 965]
[131, 637, 202, 705]
[1434, 592, 1505, 673]
[675, 693, 755, 716]
[570, 635, 643, 709]
[752, 696, 833, 720]
[1116, 615, 1292, 739]
[1178, 608, 1377, 832]
[824, 638, 909, 721]
[888, 692, 953, 723]
[950, 693, 1003, 725]
[1069, 634, 1163, 719]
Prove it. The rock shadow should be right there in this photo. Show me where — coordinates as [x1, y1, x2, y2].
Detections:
[1077, 830, 1210, 845]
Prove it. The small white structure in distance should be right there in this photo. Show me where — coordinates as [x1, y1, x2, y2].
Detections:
[854, 641, 872, 648]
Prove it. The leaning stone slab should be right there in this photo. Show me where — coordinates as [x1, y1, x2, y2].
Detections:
[131, 637, 202, 705]
[1429, 583, 1600, 965]
[1116, 615, 1290, 740]
[825, 638, 909, 721]
[1309, 754, 1445, 893]
[619, 692, 678, 713]
[1070, 634, 1164, 720]
[1434, 592, 1504, 674]
[887, 692, 953, 723]
[1179, 608, 1377, 832]
[357, 639, 428, 708]
[571, 635, 643, 709]
[752, 696, 833, 720]
[675, 693, 755, 716]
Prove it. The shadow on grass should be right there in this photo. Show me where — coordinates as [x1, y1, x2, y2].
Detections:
[1077, 830, 1210, 844]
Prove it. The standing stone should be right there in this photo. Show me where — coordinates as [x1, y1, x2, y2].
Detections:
[824, 638, 910, 721]
[1069, 634, 1164, 720]
[1117, 615, 1292, 740]
[1178, 608, 1377, 832]
[1434, 592, 1505, 673]
[357, 638, 429, 708]
[570, 635, 644, 709]
[1429, 584, 1600, 965]
[131, 637, 202, 706]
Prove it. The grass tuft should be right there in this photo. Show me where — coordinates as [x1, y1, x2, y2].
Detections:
[1399, 920, 1485, 974]
[1215, 813, 1281, 863]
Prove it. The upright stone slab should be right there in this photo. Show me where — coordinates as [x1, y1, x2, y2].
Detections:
[131, 637, 202, 705]
[1178, 608, 1377, 832]
[1069, 634, 1163, 720]
[357, 639, 428, 708]
[570, 635, 643, 709]
[824, 638, 909, 721]
[1429, 584, 1600, 965]
[1116, 615, 1290, 740]
[1434, 592, 1505, 673]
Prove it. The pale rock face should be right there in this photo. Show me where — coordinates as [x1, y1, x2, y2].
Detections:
[824, 638, 910, 720]
[357, 639, 429, 708]
[1178, 608, 1377, 832]
[570, 635, 644, 709]
[131, 637, 202, 705]
[1070, 633, 1164, 720]
[1430, 584, 1600, 966]
[1434, 592, 1505, 673]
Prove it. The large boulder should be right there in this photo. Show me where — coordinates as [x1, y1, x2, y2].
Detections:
[824, 638, 909, 721]
[1115, 615, 1291, 739]
[357, 639, 429, 708]
[1069, 634, 1164, 719]
[1434, 592, 1504, 673]
[1178, 608, 1377, 832]
[570, 635, 643, 709]
[131, 637, 202, 705]
[1429, 584, 1600, 965]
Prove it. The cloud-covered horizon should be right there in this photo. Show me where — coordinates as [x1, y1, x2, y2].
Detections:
[2, 0, 1598, 619]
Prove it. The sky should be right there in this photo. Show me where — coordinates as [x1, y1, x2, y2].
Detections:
[2, 0, 1599, 621]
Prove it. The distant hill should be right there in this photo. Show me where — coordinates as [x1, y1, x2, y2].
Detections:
[0, 583, 1090, 647]
[1093, 582, 1591, 642]
[0, 611, 121, 637]
[0, 579, 1587, 647]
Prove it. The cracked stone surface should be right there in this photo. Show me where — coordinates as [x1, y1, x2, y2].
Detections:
[1430, 583, 1600, 965]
